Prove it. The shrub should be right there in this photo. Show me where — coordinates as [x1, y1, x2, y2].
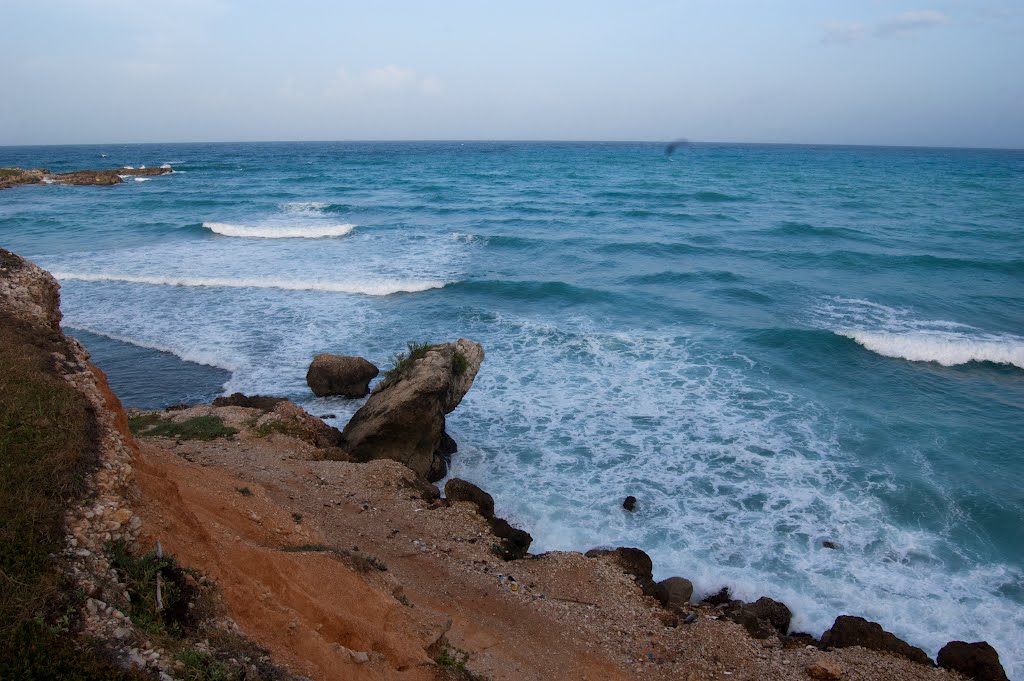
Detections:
[383, 341, 435, 381]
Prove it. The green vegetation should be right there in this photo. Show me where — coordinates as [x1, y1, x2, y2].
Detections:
[280, 544, 331, 553]
[252, 418, 304, 439]
[0, 319, 143, 679]
[131, 414, 238, 441]
[384, 340, 435, 381]
[175, 649, 228, 681]
[397, 595, 413, 607]
[452, 350, 469, 377]
[291, 512, 303, 524]
[236, 486, 253, 497]
[107, 540, 198, 637]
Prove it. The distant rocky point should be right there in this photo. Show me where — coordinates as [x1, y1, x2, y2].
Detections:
[0, 165, 172, 189]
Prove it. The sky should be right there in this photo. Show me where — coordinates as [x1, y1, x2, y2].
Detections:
[1, 1, 1021, 148]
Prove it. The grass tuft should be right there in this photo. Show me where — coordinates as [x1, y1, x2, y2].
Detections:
[175, 649, 229, 681]
[133, 414, 238, 441]
[383, 341, 435, 381]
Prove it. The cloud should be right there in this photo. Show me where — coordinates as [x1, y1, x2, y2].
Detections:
[822, 10, 949, 44]
[875, 10, 949, 36]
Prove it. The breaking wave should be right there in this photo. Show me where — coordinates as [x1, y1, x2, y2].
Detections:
[202, 222, 356, 239]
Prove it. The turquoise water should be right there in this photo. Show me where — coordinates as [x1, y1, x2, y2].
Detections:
[2, 142, 1022, 675]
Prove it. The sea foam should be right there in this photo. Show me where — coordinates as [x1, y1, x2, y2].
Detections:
[817, 297, 1024, 369]
[202, 222, 356, 239]
[52, 271, 445, 296]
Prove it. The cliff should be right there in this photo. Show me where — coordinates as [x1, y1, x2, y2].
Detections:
[0, 248, 1007, 681]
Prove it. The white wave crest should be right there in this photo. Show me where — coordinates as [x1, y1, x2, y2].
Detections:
[839, 330, 1024, 368]
[66, 325, 239, 373]
[282, 201, 330, 213]
[52, 271, 445, 296]
[134, 177, 151, 182]
[816, 297, 1024, 369]
[202, 221, 356, 239]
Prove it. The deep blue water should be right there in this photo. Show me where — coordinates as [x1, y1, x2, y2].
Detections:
[2, 142, 1022, 675]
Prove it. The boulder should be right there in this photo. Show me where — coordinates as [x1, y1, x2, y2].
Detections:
[937, 641, 1008, 681]
[703, 587, 733, 606]
[306, 354, 379, 398]
[806, 659, 843, 680]
[723, 597, 792, 639]
[585, 547, 656, 596]
[489, 517, 532, 560]
[623, 495, 637, 511]
[654, 577, 693, 610]
[820, 615, 931, 666]
[212, 392, 287, 411]
[445, 478, 495, 519]
[255, 402, 343, 449]
[339, 339, 484, 481]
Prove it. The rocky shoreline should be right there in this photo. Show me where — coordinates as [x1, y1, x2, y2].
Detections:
[0, 247, 1011, 681]
[0, 165, 172, 189]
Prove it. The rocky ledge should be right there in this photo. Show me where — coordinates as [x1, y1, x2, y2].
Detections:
[0, 165, 172, 189]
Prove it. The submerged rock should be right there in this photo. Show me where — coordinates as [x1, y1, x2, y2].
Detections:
[339, 339, 483, 481]
[306, 354, 379, 398]
[820, 615, 931, 665]
[937, 641, 1008, 681]
[622, 495, 637, 511]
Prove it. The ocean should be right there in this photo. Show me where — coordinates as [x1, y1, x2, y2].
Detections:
[1, 141, 1021, 676]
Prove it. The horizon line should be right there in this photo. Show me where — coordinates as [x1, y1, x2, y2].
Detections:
[1, 139, 1022, 153]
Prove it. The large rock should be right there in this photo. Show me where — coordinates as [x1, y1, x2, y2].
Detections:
[339, 339, 484, 481]
[937, 641, 1008, 681]
[445, 478, 494, 519]
[306, 354, 379, 398]
[212, 392, 287, 411]
[0, 167, 48, 190]
[654, 577, 694, 611]
[585, 547, 656, 597]
[820, 615, 931, 666]
[0, 248, 62, 331]
[723, 597, 792, 639]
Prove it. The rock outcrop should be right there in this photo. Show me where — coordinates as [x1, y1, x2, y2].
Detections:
[212, 392, 288, 411]
[721, 597, 792, 640]
[339, 339, 484, 481]
[0, 248, 63, 330]
[0, 165, 172, 189]
[306, 354, 379, 398]
[585, 547, 657, 597]
[821, 615, 932, 665]
[653, 577, 694, 611]
[445, 478, 532, 560]
[937, 641, 1008, 681]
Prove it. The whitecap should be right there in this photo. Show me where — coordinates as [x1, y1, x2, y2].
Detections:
[52, 271, 446, 296]
[134, 177, 151, 182]
[66, 325, 239, 373]
[202, 222, 356, 239]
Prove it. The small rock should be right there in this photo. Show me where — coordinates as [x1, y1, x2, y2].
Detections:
[351, 651, 369, 664]
[806, 659, 842, 680]
[654, 577, 694, 610]
[306, 354, 379, 398]
[445, 478, 494, 519]
[623, 495, 637, 511]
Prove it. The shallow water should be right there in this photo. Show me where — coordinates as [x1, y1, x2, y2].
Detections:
[2, 141, 1021, 676]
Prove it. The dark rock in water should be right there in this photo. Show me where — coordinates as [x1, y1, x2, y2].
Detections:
[444, 478, 495, 519]
[339, 339, 484, 481]
[822, 540, 839, 550]
[821, 615, 932, 666]
[585, 547, 656, 597]
[489, 517, 532, 560]
[0, 167, 48, 190]
[654, 577, 693, 610]
[623, 495, 637, 511]
[937, 641, 1008, 681]
[703, 587, 733, 606]
[306, 354, 379, 398]
[723, 597, 792, 639]
[437, 429, 458, 456]
[782, 632, 819, 649]
[213, 392, 288, 411]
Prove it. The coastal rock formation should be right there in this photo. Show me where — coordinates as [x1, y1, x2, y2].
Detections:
[0, 165, 172, 189]
[444, 478, 495, 519]
[722, 597, 792, 640]
[0, 167, 48, 189]
[937, 641, 1008, 681]
[339, 339, 484, 481]
[653, 577, 694, 611]
[255, 401, 343, 449]
[821, 615, 932, 665]
[0, 248, 62, 330]
[585, 547, 657, 597]
[212, 392, 287, 411]
[306, 353, 379, 398]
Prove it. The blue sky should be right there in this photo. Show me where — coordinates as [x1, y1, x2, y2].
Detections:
[1, 1, 1021, 147]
